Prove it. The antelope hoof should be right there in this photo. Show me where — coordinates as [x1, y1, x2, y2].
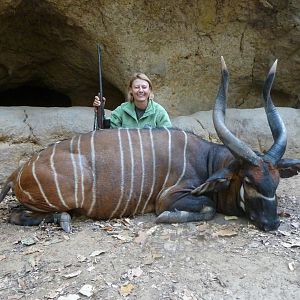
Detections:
[54, 212, 72, 233]
[156, 210, 188, 223]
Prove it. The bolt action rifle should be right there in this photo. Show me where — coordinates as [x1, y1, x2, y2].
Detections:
[94, 44, 110, 130]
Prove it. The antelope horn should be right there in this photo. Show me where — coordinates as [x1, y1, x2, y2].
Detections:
[262, 60, 287, 164]
[213, 57, 261, 165]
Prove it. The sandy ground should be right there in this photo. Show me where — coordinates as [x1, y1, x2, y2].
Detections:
[0, 175, 299, 300]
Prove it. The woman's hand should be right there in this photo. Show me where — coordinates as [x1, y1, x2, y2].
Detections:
[93, 96, 106, 111]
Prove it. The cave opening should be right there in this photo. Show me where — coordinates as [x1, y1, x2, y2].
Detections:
[0, 84, 71, 107]
[0, 0, 126, 109]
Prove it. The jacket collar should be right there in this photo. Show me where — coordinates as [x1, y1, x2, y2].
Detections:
[124, 100, 155, 120]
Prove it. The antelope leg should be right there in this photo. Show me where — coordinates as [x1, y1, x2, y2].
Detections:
[156, 195, 216, 223]
[156, 206, 215, 223]
[9, 209, 72, 233]
[10, 210, 55, 226]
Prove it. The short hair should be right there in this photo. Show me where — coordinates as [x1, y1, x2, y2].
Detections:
[127, 73, 154, 102]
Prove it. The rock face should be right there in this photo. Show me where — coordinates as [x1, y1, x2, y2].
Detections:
[0, 0, 299, 115]
[0, 106, 299, 184]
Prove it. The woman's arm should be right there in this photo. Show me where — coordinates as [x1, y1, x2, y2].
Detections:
[109, 108, 123, 128]
[157, 107, 172, 128]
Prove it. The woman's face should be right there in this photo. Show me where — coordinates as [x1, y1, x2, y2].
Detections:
[130, 79, 151, 103]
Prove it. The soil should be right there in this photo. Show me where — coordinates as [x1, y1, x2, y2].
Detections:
[0, 176, 299, 300]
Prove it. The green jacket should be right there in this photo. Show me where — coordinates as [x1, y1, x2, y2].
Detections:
[109, 100, 172, 128]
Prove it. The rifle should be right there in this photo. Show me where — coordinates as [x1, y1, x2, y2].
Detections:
[94, 44, 108, 130]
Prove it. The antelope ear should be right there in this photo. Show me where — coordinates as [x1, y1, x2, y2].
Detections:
[192, 161, 239, 196]
[277, 159, 300, 178]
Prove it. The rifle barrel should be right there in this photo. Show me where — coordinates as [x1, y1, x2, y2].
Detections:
[96, 44, 104, 129]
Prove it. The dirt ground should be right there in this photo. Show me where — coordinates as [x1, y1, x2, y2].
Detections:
[0, 175, 299, 300]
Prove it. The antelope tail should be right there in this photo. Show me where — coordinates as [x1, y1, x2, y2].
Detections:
[0, 169, 19, 202]
[0, 181, 13, 202]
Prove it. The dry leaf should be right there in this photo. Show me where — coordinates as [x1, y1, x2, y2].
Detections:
[147, 225, 158, 235]
[134, 226, 158, 244]
[182, 289, 198, 300]
[7, 295, 23, 300]
[111, 232, 132, 242]
[281, 241, 300, 248]
[143, 251, 162, 265]
[143, 254, 154, 265]
[0, 255, 6, 261]
[44, 238, 63, 246]
[23, 247, 43, 255]
[213, 276, 227, 287]
[121, 218, 132, 226]
[79, 284, 94, 297]
[291, 222, 299, 229]
[46, 291, 59, 299]
[278, 211, 291, 218]
[134, 231, 148, 244]
[127, 266, 143, 280]
[93, 221, 102, 227]
[215, 228, 238, 237]
[77, 254, 87, 262]
[278, 230, 291, 236]
[63, 270, 82, 278]
[102, 225, 114, 231]
[197, 223, 209, 232]
[288, 262, 295, 271]
[131, 266, 143, 278]
[120, 283, 134, 296]
[224, 216, 238, 221]
[28, 256, 38, 268]
[87, 266, 95, 272]
[17, 278, 26, 289]
[90, 250, 105, 257]
[57, 295, 80, 300]
[56, 284, 70, 292]
[152, 252, 163, 259]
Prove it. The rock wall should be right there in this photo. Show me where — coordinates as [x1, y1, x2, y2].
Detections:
[0, 106, 299, 184]
[0, 0, 299, 115]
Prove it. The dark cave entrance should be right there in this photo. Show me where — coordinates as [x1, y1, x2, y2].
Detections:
[0, 80, 124, 109]
[0, 84, 71, 107]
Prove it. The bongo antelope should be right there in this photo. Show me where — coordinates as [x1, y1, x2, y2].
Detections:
[1, 58, 299, 232]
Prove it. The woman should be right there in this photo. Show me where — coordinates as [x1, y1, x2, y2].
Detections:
[93, 73, 172, 128]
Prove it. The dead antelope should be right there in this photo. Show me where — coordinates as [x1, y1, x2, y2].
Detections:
[1, 58, 299, 232]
